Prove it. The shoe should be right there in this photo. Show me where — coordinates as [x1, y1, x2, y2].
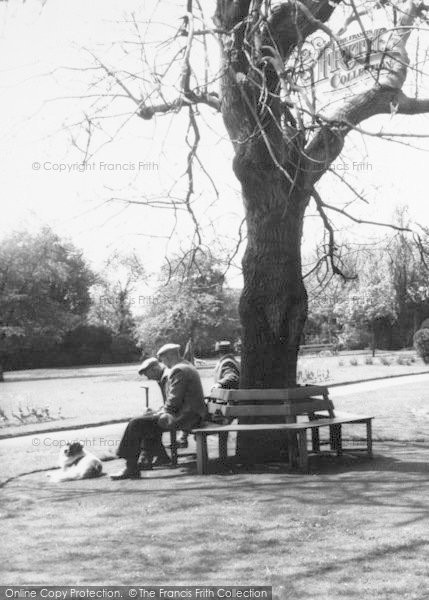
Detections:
[153, 455, 172, 467]
[110, 467, 141, 480]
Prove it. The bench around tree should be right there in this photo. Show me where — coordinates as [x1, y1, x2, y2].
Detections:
[192, 414, 373, 474]
[192, 386, 373, 474]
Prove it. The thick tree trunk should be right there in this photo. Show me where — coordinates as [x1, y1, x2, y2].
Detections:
[239, 202, 307, 389]
[235, 164, 309, 461]
[214, 2, 311, 462]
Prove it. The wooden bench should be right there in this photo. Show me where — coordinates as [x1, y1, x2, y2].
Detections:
[192, 413, 373, 474]
[206, 385, 335, 423]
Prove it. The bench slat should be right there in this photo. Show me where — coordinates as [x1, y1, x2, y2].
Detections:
[193, 416, 372, 434]
[192, 414, 373, 474]
[207, 386, 329, 402]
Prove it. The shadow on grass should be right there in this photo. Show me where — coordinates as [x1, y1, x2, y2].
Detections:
[273, 538, 429, 586]
[4, 449, 426, 528]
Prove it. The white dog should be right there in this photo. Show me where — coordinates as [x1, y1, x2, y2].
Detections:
[50, 442, 103, 482]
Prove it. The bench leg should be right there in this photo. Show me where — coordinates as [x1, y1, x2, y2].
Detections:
[195, 432, 208, 475]
[286, 432, 298, 467]
[311, 427, 320, 453]
[330, 424, 343, 456]
[297, 430, 309, 472]
[329, 425, 336, 451]
[169, 430, 178, 467]
[218, 432, 228, 464]
[366, 420, 373, 459]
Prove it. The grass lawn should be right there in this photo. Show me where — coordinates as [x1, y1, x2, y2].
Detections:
[1, 376, 429, 596]
[1, 437, 429, 597]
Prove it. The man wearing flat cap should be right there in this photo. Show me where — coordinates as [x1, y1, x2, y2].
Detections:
[212, 340, 240, 390]
[111, 343, 207, 480]
[136, 357, 171, 467]
[138, 357, 168, 400]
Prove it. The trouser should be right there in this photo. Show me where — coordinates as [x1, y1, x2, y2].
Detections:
[117, 414, 170, 468]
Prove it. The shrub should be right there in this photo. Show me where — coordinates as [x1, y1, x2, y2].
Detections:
[380, 356, 391, 366]
[297, 368, 330, 384]
[414, 329, 429, 364]
[396, 355, 411, 366]
[338, 326, 370, 351]
[338, 359, 345, 367]
[349, 358, 359, 366]
[365, 356, 373, 365]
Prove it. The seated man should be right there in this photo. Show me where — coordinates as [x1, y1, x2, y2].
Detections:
[111, 343, 207, 480]
[137, 356, 171, 468]
[212, 340, 240, 389]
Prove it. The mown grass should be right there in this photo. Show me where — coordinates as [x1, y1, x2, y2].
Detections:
[2, 441, 429, 598]
[2, 377, 429, 597]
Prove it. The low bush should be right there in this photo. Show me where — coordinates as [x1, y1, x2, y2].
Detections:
[380, 356, 391, 366]
[365, 356, 373, 365]
[297, 368, 330, 384]
[396, 355, 412, 366]
[349, 358, 359, 366]
[414, 329, 429, 364]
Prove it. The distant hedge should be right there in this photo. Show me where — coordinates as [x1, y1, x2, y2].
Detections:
[1, 325, 140, 371]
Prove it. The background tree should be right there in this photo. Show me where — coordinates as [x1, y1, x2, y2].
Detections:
[0, 227, 95, 374]
[303, 243, 359, 345]
[135, 251, 241, 357]
[387, 211, 429, 346]
[89, 251, 146, 334]
[338, 251, 397, 356]
[88, 252, 146, 362]
[304, 216, 429, 353]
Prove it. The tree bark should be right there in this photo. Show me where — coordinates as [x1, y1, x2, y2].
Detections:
[234, 161, 309, 460]
[239, 186, 308, 389]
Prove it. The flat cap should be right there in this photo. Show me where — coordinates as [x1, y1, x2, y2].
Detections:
[138, 357, 159, 375]
[157, 343, 181, 357]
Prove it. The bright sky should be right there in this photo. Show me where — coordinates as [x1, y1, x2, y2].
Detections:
[1, 0, 429, 291]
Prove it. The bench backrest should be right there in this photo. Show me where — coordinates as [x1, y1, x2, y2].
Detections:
[206, 386, 335, 420]
[207, 385, 329, 403]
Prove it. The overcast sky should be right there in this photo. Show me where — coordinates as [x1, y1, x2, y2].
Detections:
[1, 0, 429, 291]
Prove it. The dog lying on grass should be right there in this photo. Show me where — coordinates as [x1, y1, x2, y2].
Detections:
[50, 442, 103, 482]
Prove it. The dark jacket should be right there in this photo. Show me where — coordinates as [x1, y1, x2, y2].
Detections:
[213, 354, 240, 389]
[157, 367, 169, 404]
[162, 360, 207, 430]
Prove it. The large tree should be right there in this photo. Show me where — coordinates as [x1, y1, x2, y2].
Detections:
[51, 1, 429, 388]
[132, 0, 429, 387]
[0, 227, 95, 374]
